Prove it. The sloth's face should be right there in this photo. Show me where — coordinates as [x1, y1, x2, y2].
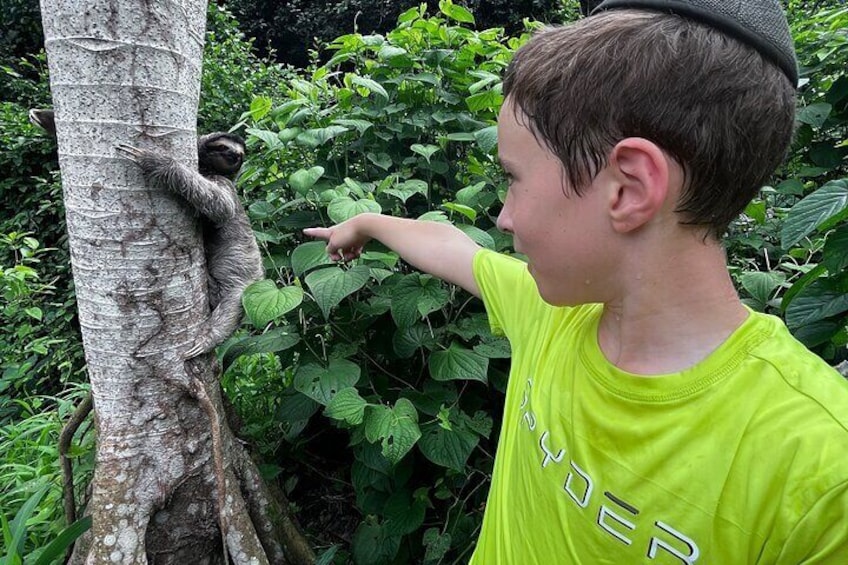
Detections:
[201, 137, 244, 178]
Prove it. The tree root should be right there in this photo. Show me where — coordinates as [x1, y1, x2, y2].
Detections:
[58, 393, 93, 525]
[231, 440, 316, 565]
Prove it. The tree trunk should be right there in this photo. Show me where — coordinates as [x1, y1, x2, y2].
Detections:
[39, 1, 314, 563]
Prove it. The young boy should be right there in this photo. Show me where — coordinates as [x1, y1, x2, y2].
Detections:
[305, 0, 848, 562]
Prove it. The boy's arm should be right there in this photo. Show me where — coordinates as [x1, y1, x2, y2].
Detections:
[303, 213, 481, 297]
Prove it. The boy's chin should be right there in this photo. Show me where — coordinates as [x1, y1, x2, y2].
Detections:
[530, 268, 594, 307]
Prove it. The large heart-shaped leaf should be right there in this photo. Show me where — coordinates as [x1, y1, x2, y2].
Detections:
[305, 265, 370, 318]
[324, 387, 368, 425]
[364, 398, 421, 464]
[327, 197, 382, 224]
[390, 274, 450, 328]
[221, 329, 300, 372]
[429, 343, 488, 383]
[294, 359, 361, 405]
[418, 421, 478, 471]
[288, 166, 325, 196]
[242, 280, 303, 327]
[291, 241, 334, 276]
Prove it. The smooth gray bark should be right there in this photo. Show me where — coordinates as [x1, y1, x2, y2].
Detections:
[39, 1, 312, 563]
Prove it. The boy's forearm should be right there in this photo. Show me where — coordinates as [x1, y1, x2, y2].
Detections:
[358, 214, 481, 297]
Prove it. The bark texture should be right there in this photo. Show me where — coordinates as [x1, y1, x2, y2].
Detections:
[39, 1, 314, 563]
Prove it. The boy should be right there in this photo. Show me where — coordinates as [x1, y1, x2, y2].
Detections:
[305, 0, 848, 562]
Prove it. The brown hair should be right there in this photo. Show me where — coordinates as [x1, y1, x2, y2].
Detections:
[502, 9, 796, 238]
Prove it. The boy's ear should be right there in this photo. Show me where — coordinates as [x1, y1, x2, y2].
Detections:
[606, 138, 672, 234]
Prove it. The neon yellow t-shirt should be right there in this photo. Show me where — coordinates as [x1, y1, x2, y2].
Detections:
[470, 249, 848, 564]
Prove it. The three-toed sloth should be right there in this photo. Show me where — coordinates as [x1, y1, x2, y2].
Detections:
[30, 109, 264, 359]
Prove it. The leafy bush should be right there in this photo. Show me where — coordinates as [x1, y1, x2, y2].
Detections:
[727, 4, 848, 362]
[224, 0, 571, 67]
[229, 3, 534, 561]
[0, 385, 93, 561]
[201, 4, 295, 132]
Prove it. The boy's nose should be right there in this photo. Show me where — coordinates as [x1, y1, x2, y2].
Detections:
[496, 207, 513, 234]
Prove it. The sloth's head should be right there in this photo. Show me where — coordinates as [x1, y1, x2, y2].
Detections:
[198, 133, 245, 179]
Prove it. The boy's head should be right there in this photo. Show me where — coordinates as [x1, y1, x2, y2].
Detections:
[501, 0, 797, 240]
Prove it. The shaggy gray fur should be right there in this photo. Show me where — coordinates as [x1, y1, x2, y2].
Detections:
[117, 134, 264, 359]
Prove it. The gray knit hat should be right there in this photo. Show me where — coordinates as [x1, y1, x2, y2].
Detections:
[591, 0, 799, 87]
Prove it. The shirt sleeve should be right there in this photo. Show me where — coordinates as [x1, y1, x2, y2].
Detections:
[472, 249, 546, 340]
[775, 481, 848, 564]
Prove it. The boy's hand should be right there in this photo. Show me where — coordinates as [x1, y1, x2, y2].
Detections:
[303, 216, 370, 262]
[304, 213, 481, 297]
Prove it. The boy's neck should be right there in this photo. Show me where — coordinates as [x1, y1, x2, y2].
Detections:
[596, 236, 748, 376]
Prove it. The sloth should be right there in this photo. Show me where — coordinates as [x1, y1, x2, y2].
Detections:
[116, 134, 264, 359]
[28, 109, 263, 359]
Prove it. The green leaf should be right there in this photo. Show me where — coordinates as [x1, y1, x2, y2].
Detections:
[456, 224, 495, 249]
[780, 180, 848, 248]
[288, 166, 325, 196]
[785, 281, 848, 329]
[332, 118, 373, 134]
[350, 75, 389, 100]
[305, 265, 371, 318]
[367, 152, 393, 170]
[327, 197, 382, 224]
[378, 45, 409, 61]
[7, 482, 49, 559]
[242, 280, 303, 328]
[249, 96, 273, 121]
[383, 179, 428, 203]
[792, 320, 841, 348]
[276, 388, 319, 440]
[738, 271, 785, 304]
[439, 0, 475, 24]
[474, 338, 511, 359]
[466, 91, 503, 112]
[24, 307, 42, 321]
[442, 132, 477, 142]
[775, 178, 805, 196]
[364, 398, 421, 464]
[390, 274, 450, 328]
[324, 387, 368, 425]
[456, 182, 487, 206]
[392, 324, 436, 358]
[418, 422, 478, 471]
[474, 125, 498, 153]
[296, 126, 349, 148]
[796, 103, 832, 128]
[291, 241, 334, 276]
[411, 143, 440, 163]
[246, 127, 281, 150]
[417, 211, 450, 223]
[823, 225, 848, 274]
[383, 490, 426, 536]
[294, 359, 361, 405]
[221, 329, 300, 372]
[423, 528, 452, 562]
[352, 522, 400, 565]
[442, 202, 477, 222]
[314, 546, 339, 565]
[429, 343, 488, 383]
[32, 516, 92, 565]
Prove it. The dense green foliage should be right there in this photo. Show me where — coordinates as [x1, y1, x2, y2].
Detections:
[726, 2, 848, 361]
[229, 4, 524, 560]
[1, 0, 846, 563]
[225, 0, 572, 66]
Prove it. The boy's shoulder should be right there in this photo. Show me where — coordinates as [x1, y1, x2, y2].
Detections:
[746, 311, 848, 427]
[740, 312, 848, 473]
